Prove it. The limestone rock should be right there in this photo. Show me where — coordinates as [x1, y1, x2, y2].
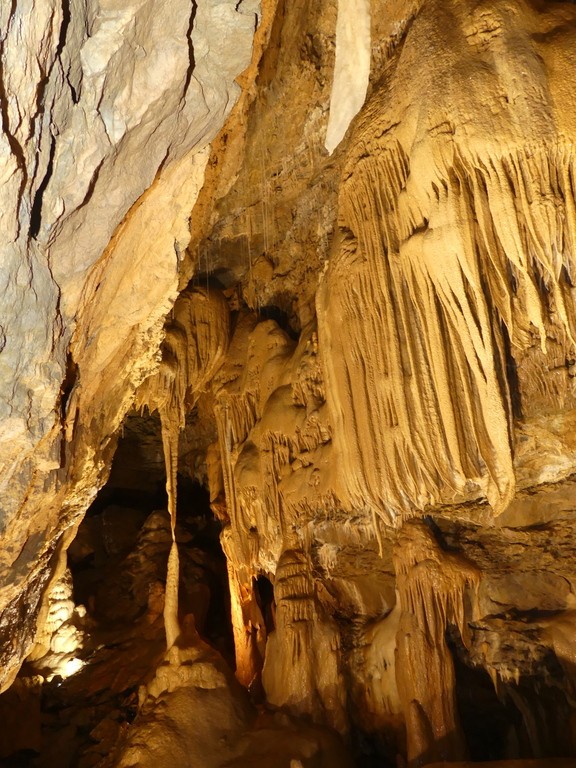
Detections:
[0, 0, 258, 688]
[5, 0, 576, 765]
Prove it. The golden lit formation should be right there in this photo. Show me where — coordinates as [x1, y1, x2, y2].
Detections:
[0, 1, 576, 766]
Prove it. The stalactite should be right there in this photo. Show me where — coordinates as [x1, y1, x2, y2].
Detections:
[318, 0, 576, 523]
[324, 0, 371, 154]
[135, 287, 230, 649]
[320, 140, 518, 521]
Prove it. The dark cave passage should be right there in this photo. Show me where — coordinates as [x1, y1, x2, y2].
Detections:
[69, 408, 235, 665]
[253, 574, 275, 636]
[448, 629, 576, 764]
[0, 410, 235, 768]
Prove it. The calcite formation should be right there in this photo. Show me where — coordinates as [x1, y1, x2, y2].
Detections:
[136, 286, 230, 647]
[321, 0, 576, 520]
[3, 0, 576, 766]
[25, 568, 85, 681]
[393, 521, 480, 765]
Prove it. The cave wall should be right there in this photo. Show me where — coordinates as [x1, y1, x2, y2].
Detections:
[3, 0, 576, 764]
[0, 0, 259, 689]
[185, 0, 576, 763]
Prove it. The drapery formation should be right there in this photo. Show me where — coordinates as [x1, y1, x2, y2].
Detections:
[319, 0, 576, 521]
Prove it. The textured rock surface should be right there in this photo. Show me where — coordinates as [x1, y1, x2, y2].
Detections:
[180, 0, 576, 764]
[4, 0, 576, 766]
[0, 0, 257, 688]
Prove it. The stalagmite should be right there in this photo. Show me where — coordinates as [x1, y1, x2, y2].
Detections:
[161, 415, 182, 649]
[25, 569, 85, 681]
[136, 287, 230, 647]
[262, 549, 347, 733]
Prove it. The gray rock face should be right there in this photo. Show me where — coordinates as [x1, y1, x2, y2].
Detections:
[0, 0, 257, 688]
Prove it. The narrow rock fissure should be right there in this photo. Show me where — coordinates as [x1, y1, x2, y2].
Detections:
[29, 135, 56, 240]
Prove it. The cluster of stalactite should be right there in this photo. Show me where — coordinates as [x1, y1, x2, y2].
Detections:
[319, 0, 576, 523]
